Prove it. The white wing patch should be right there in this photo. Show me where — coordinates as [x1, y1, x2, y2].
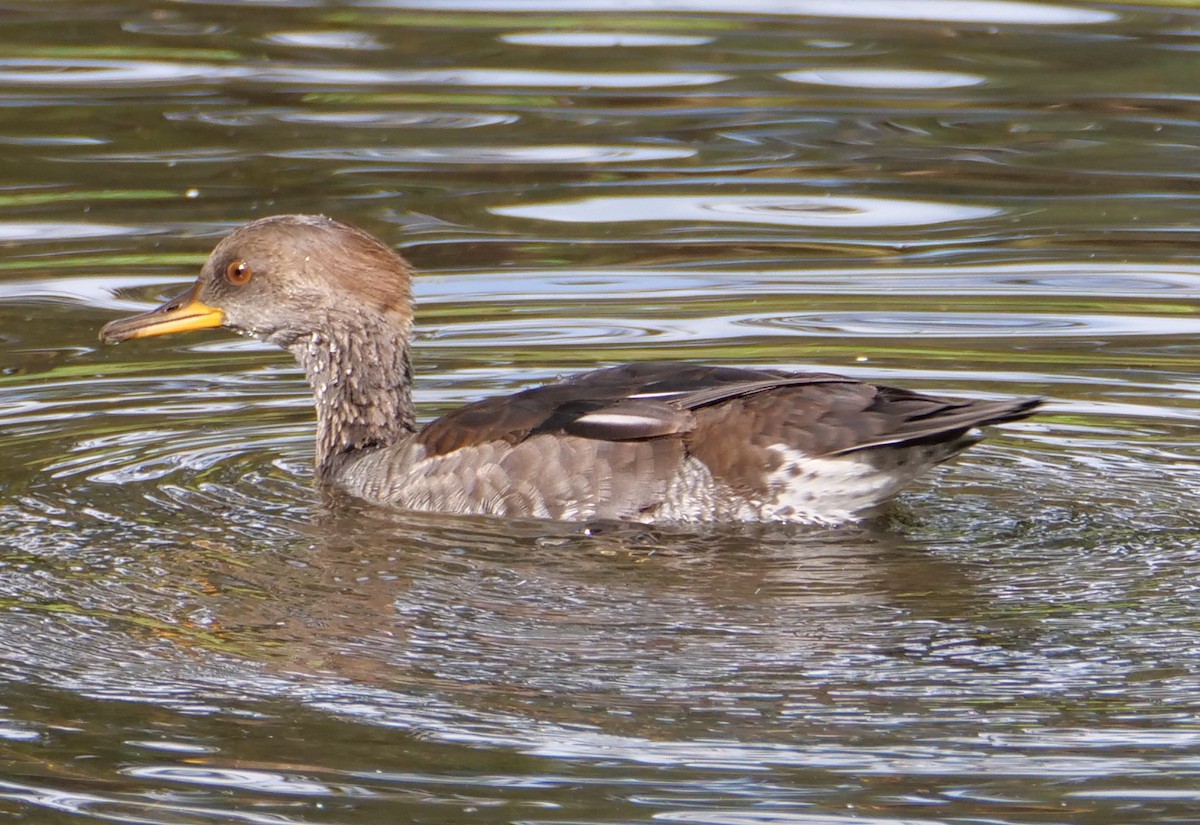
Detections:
[629, 390, 689, 400]
[573, 411, 672, 430]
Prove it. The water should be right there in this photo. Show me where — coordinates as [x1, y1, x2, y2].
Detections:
[2, 1, 1200, 823]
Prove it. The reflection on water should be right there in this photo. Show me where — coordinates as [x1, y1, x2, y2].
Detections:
[0, 222, 144, 241]
[779, 68, 988, 89]
[492, 193, 1001, 226]
[280, 143, 699, 163]
[500, 31, 717, 47]
[364, 0, 1118, 26]
[1, 1, 1199, 824]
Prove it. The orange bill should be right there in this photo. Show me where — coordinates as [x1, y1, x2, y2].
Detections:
[100, 284, 224, 343]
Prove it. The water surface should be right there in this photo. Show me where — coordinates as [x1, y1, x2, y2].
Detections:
[2, 2, 1200, 824]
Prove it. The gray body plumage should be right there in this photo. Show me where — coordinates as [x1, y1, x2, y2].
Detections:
[311, 352, 1038, 524]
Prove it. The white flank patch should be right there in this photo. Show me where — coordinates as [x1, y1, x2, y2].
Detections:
[652, 446, 939, 525]
[761, 443, 939, 523]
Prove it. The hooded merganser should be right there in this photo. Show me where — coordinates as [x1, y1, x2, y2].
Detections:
[100, 214, 1041, 524]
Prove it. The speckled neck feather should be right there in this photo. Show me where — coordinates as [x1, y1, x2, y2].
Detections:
[287, 308, 416, 478]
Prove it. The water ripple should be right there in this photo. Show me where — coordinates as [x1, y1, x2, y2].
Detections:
[261, 30, 386, 50]
[493, 194, 1000, 228]
[126, 766, 335, 795]
[259, 66, 731, 89]
[172, 108, 518, 129]
[0, 222, 143, 241]
[501, 31, 716, 47]
[278, 144, 696, 164]
[0, 58, 241, 87]
[781, 68, 987, 89]
[743, 311, 1200, 338]
[361, 0, 1117, 25]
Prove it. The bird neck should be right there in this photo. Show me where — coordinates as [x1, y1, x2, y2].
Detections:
[289, 311, 417, 478]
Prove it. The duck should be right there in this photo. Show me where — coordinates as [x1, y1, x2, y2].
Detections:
[100, 214, 1041, 524]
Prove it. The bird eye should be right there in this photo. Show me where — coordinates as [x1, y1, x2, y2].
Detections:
[225, 260, 253, 286]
